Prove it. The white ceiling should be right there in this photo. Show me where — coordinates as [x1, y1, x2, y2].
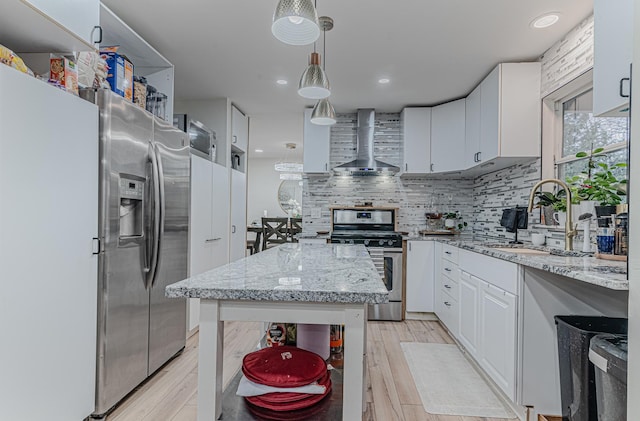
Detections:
[102, 0, 593, 158]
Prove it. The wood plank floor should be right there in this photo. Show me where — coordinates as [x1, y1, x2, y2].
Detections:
[106, 320, 507, 421]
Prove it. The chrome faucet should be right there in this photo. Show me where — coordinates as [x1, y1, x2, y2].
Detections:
[527, 179, 578, 251]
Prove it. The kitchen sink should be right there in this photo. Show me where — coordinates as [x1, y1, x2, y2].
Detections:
[491, 247, 551, 255]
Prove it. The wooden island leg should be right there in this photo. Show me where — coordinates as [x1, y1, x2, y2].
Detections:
[198, 299, 224, 421]
[343, 305, 366, 420]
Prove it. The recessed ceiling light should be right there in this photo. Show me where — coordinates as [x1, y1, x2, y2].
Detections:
[255, 149, 264, 153]
[276, 79, 288, 85]
[531, 13, 560, 29]
[378, 78, 390, 84]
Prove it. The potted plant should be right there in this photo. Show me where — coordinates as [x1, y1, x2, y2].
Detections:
[443, 211, 468, 231]
[533, 191, 563, 225]
[566, 146, 627, 219]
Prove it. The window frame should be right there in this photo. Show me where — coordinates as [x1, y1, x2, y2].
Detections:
[541, 69, 629, 180]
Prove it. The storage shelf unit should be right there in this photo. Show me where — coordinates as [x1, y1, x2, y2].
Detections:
[99, 3, 174, 121]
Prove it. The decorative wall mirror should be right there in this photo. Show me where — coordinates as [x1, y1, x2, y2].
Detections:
[278, 180, 303, 217]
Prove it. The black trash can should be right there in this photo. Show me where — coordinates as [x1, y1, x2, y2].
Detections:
[589, 334, 628, 421]
[554, 316, 628, 421]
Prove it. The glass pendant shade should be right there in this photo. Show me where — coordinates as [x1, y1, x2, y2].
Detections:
[310, 98, 336, 125]
[274, 162, 304, 172]
[298, 53, 330, 99]
[272, 0, 320, 46]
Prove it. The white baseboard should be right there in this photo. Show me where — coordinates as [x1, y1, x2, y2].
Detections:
[404, 312, 438, 321]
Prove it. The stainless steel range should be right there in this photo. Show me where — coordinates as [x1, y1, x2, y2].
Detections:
[330, 209, 403, 321]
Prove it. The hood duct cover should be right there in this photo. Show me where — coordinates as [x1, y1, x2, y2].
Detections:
[333, 109, 399, 175]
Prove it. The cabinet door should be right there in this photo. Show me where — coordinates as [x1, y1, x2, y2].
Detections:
[25, 0, 100, 45]
[230, 170, 247, 262]
[190, 155, 214, 275]
[303, 108, 331, 173]
[480, 66, 500, 163]
[430, 99, 466, 173]
[188, 156, 213, 332]
[405, 241, 435, 312]
[231, 105, 248, 151]
[478, 279, 517, 400]
[458, 271, 480, 357]
[593, 0, 633, 116]
[401, 107, 431, 173]
[0, 67, 98, 420]
[212, 163, 230, 267]
[464, 85, 481, 168]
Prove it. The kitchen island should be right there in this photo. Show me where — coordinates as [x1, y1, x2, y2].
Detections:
[166, 243, 389, 421]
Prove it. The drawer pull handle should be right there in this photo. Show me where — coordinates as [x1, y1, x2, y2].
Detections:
[444, 284, 451, 289]
[444, 268, 452, 272]
[444, 301, 452, 307]
[445, 251, 452, 255]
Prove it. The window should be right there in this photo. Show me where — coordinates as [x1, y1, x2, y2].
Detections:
[557, 88, 629, 181]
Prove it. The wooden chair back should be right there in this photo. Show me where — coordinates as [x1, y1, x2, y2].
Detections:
[261, 217, 289, 249]
[289, 217, 303, 242]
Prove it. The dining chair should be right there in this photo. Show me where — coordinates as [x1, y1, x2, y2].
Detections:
[289, 217, 303, 242]
[261, 217, 289, 250]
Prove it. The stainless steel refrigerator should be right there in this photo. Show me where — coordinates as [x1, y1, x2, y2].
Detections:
[85, 89, 189, 418]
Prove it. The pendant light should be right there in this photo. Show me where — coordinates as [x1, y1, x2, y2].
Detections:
[310, 98, 336, 125]
[310, 16, 336, 125]
[272, 0, 320, 46]
[298, 16, 333, 99]
[274, 143, 303, 172]
[298, 53, 330, 99]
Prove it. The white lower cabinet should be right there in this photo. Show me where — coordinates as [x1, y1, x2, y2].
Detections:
[436, 246, 520, 403]
[477, 279, 517, 400]
[405, 241, 435, 312]
[458, 271, 480, 357]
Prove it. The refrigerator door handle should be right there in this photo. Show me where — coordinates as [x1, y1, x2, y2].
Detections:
[151, 143, 166, 288]
[145, 143, 161, 288]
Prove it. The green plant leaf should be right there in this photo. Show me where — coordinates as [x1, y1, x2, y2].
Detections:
[592, 147, 605, 154]
[575, 151, 588, 158]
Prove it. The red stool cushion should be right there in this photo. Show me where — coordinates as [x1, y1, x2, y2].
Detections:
[242, 346, 327, 388]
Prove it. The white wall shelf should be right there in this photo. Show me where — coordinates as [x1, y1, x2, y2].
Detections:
[0, 0, 96, 55]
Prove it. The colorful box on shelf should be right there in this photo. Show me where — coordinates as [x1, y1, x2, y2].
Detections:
[100, 47, 133, 101]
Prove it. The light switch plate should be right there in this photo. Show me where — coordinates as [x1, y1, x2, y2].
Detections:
[311, 208, 321, 219]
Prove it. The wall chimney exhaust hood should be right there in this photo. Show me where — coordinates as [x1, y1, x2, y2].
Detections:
[333, 109, 399, 175]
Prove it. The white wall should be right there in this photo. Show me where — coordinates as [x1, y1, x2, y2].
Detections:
[246, 157, 291, 225]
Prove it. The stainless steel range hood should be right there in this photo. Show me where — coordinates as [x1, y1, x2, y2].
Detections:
[333, 109, 399, 175]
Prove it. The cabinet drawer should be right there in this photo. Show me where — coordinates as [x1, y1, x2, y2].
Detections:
[441, 261, 459, 283]
[459, 249, 519, 295]
[442, 244, 459, 263]
[438, 288, 458, 336]
[440, 273, 459, 298]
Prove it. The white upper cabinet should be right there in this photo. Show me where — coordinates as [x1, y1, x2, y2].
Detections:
[464, 84, 481, 169]
[593, 0, 633, 116]
[405, 240, 435, 313]
[231, 105, 249, 152]
[303, 108, 331, 173]
[1, 0, 98, 54]
[401, 107, 432, 174]
[431, 99, 466, 174]
[470, 63, 541, 171]
[24, 0, 100, 46]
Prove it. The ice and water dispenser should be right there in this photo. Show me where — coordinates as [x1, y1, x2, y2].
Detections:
[119, 176, 144, 238]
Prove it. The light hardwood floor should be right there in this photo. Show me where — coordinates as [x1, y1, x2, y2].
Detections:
[106, 320, 507, 421]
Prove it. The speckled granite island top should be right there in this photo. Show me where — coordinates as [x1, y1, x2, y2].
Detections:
[166, 243, 389, 303]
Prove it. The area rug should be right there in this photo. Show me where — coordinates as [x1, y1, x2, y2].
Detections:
[400, 342, 516, 419]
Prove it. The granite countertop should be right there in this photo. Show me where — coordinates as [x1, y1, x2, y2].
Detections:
[166, 243, 389, 303]
[412, 238, 628, 291]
